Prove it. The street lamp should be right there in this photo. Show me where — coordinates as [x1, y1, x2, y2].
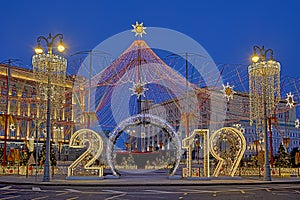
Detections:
[32, 33, 67, 182]
[249, 45, 281, 181]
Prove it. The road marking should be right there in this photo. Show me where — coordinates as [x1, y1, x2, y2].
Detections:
[56, 191, 69, 196]
[104, 193, 127, 200]
[0, 191, 16, 195]
[183, 192, 188, 195]
[178, 197, 183, 199]
[295, 190, 300, 194]
[144, 190, 173, 194]
[212, 192, 217, 197]
[265, 188, 271, 192]
[32, 187, 41, 191]
[102, 190, 124, 194]
[31, 196, 48, 200]
[180, 189, 220, 194]
[240, 190, 246, 194]
[0, 195, 20, 200]
[246, 192, 256, 194]
[0, 186, 12, 190]
[275, 193, 289, 196]
[65, 189, 81, 193]
[65, 197, 79, 200]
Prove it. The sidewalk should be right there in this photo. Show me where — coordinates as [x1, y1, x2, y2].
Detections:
[1, 174, 300, 187]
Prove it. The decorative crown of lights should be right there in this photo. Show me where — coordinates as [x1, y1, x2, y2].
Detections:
[132, 21, 147, 37]
[221, 82, 236, 101]
[295, 119, 299, 129]
[286, 92, 295, 108]
[248, 46, 280, 130]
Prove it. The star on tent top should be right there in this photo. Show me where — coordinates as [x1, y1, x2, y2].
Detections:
[132, 21, 147, 37]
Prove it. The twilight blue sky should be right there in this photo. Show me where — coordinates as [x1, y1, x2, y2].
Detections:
[0, 0, 299, 78]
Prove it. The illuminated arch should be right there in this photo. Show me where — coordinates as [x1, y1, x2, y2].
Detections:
[106, 113, 181, 177]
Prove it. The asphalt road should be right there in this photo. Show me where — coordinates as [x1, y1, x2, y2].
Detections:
[1, 183, 300, 200]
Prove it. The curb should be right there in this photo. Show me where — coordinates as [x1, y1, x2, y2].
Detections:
[1, 177, 300, 187]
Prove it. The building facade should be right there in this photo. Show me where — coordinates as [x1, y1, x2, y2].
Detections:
[0, 63, 76, 160]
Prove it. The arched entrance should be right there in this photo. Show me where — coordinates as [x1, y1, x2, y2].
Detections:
[106, 114, 181, 177]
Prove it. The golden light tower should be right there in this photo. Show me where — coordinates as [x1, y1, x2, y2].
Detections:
[249, 45, 281, 181]
[32, 33, 67, 182]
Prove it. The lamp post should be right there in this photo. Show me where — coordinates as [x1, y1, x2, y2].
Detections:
[2, 59, 11, 168]
[32, 33, 66, 182]
[249, 45, 281, 181]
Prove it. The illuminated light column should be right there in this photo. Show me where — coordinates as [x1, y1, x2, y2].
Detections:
[249, 46, 280, 181]
[32, 33, 67, 182]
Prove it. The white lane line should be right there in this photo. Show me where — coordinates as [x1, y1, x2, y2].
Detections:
[265, 188, 271, 192]
[104, 193, 127, 200]
[65, 189, 81, 193]
[0, 186, 12, 190]
[31, 196, 48, 200]
[180, 189, 214, 193]
[65, 197, 79, 200]
[240, 190, 246, 194]
[212, 192, 217, 197]
[0, 191, 16, 195]
[0, 196, 20, 200]
[144, 189, 173, 194]
[56, 191, 69, 196]
[102, 190, 125, 194]
[295, 190, 300, 194]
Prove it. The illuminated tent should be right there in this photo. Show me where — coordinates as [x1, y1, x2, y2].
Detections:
[91, 40, 197, 130]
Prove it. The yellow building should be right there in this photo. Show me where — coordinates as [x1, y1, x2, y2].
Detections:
[0, 63, 75, 157]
